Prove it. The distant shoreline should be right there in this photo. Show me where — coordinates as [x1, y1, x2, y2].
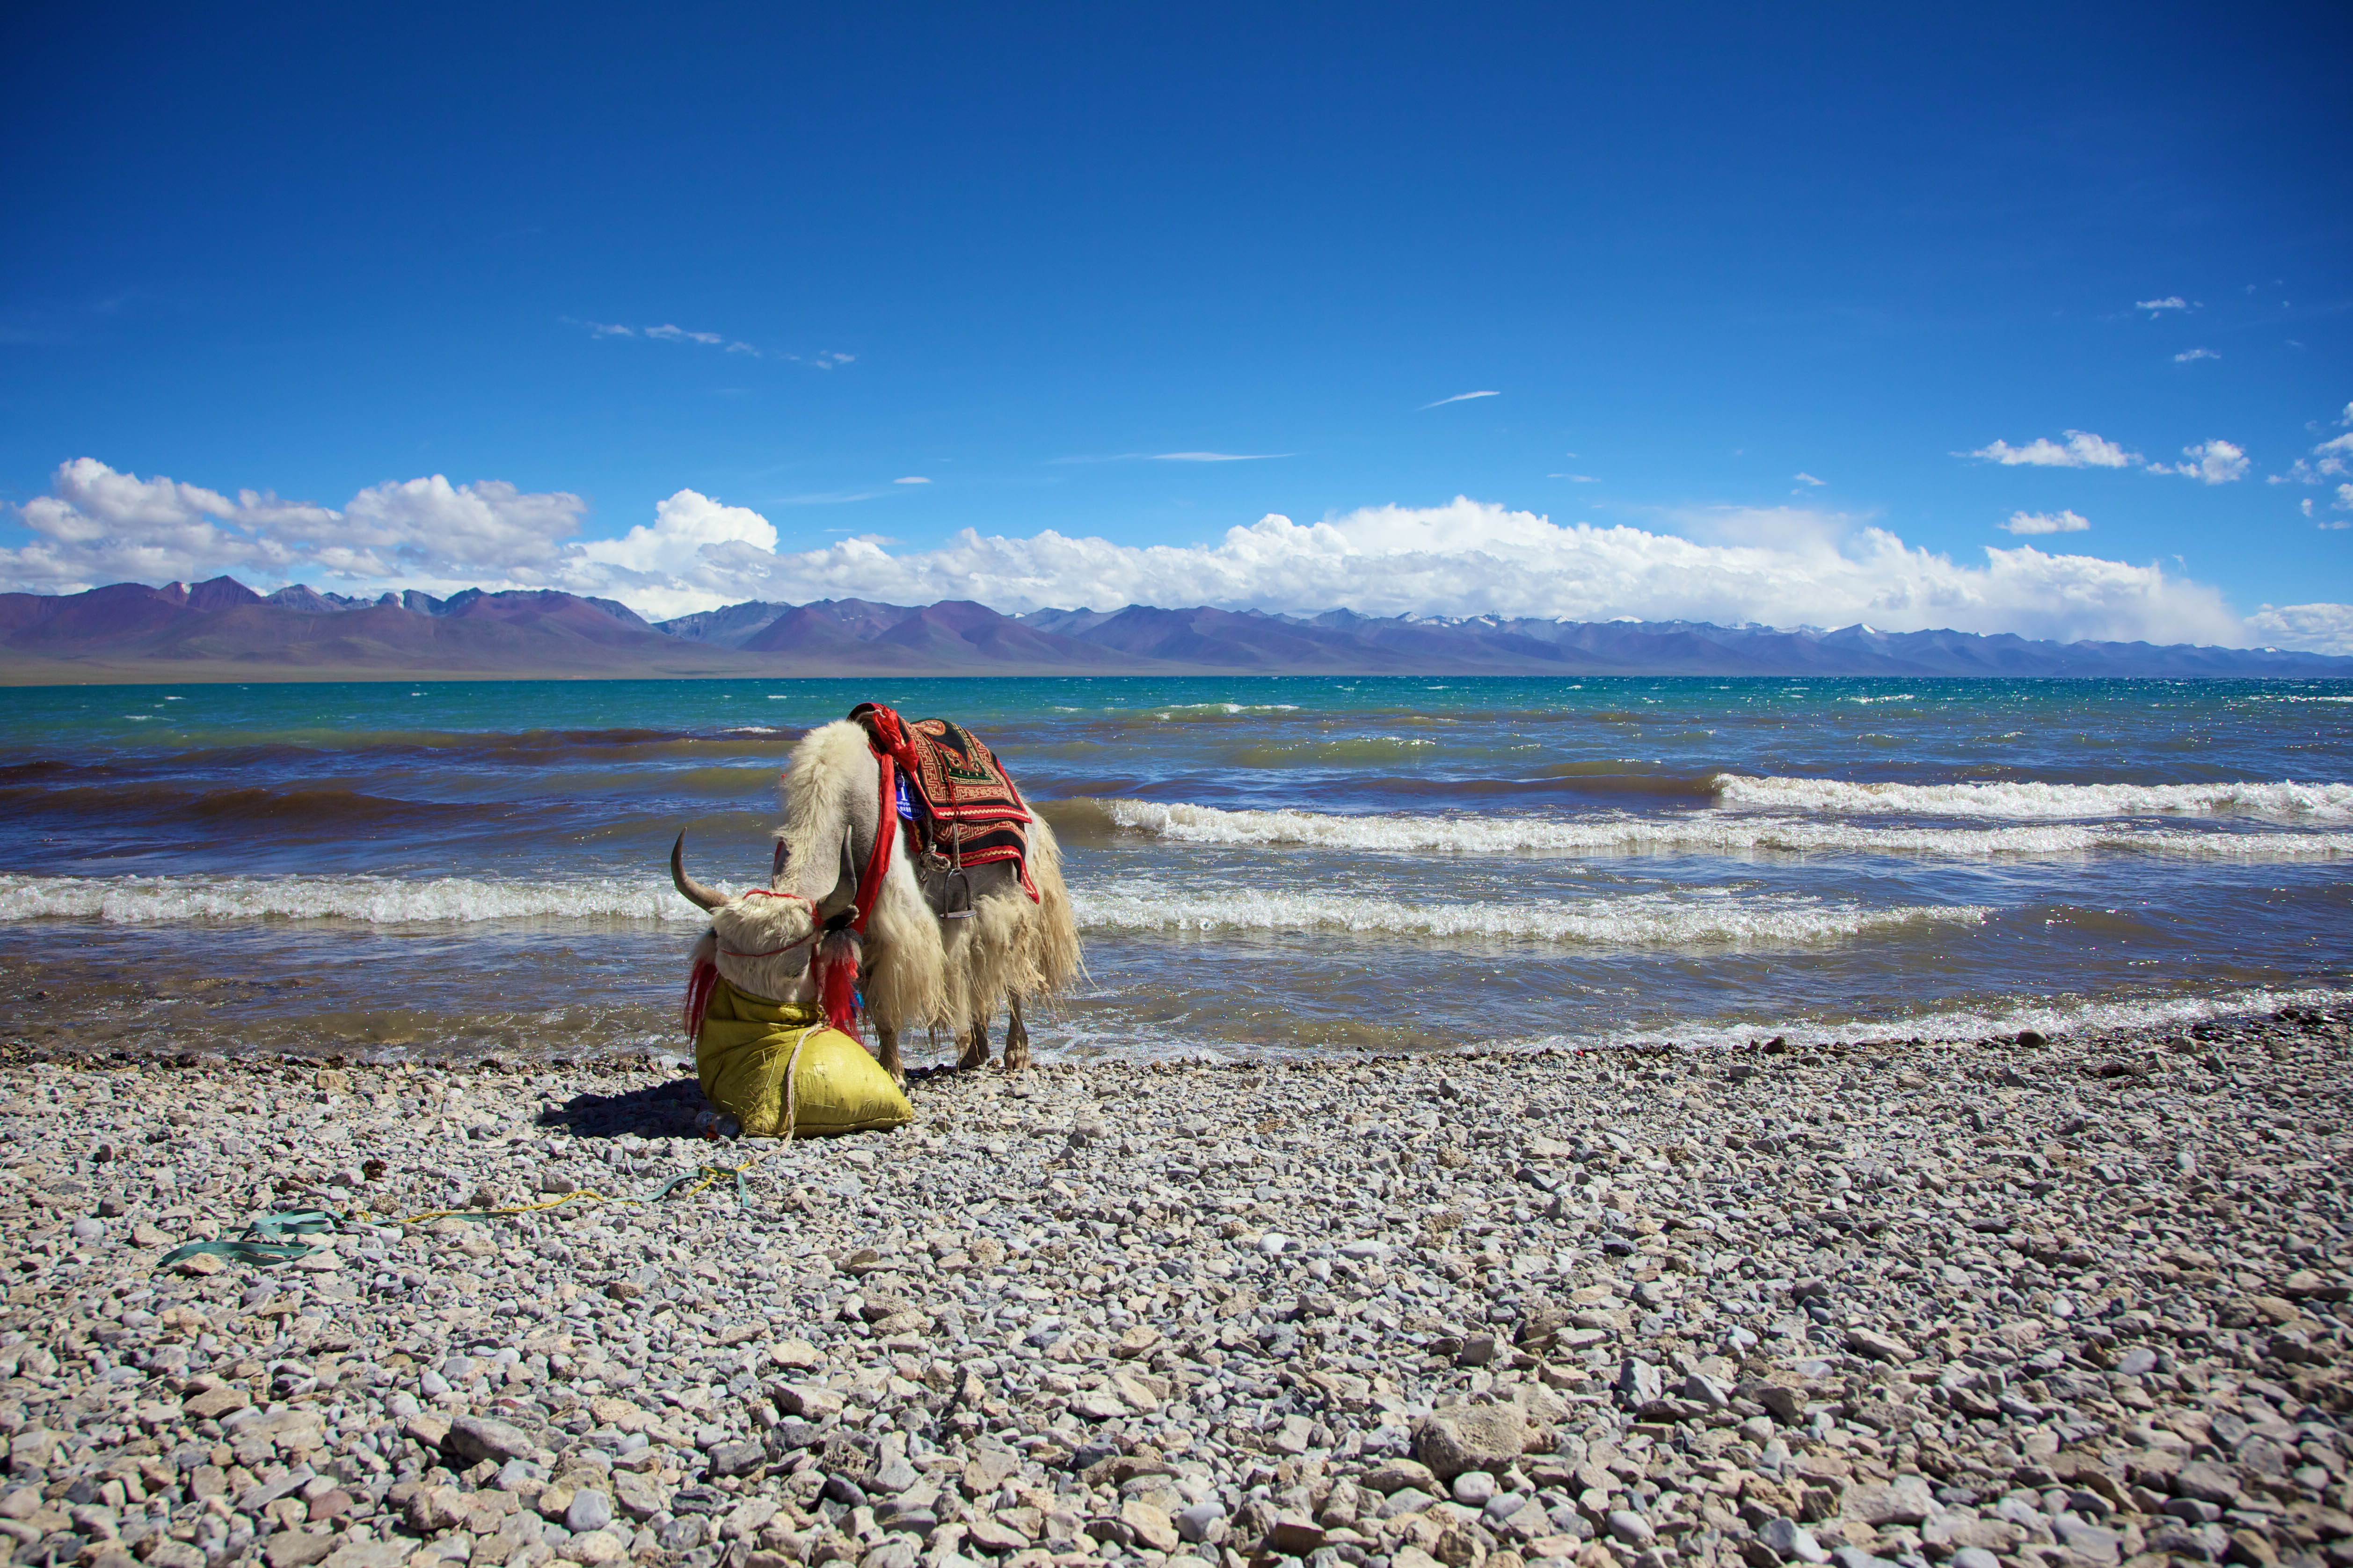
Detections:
[10, 664, 2353, 690]
[7, 578, 2349, 682]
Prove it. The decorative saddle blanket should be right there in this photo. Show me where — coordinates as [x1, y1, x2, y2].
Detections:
[848, 703, 1037, 903]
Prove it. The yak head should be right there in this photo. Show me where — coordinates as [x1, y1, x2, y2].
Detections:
[670, 830, 858, 1003]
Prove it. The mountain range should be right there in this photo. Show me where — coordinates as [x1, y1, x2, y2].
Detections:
[3, 575, 2348, 682]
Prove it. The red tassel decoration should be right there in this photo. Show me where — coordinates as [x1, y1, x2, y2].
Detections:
[814, 930, 862, 1037]
[683, 957, 720, 1040]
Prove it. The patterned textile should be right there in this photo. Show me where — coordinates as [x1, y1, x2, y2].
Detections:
[849, 704, 1037, 900]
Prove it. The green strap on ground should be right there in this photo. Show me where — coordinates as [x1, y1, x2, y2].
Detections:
[153, 1158, 768, 1272]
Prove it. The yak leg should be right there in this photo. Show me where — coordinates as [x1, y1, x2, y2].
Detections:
[1003, 995, 1030, 1071]
[957, 1016, 990, 1072]
[876, 1025, 904, 1086]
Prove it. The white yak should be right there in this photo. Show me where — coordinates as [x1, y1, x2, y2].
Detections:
[670, 718, 1080, 1080]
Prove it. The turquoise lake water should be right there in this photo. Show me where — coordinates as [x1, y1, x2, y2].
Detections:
[2, 675, 2349, 1061]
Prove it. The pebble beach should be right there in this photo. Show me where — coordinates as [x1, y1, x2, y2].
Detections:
[1, 1009, 2348, 1568]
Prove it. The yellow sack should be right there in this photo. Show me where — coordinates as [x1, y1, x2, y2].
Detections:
[695, 977, 913, 1138]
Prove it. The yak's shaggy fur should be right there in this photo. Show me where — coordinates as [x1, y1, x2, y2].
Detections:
[937, 808, 1080, 1069]
[681, 718, 1078, 1080]
[772, 722, 948, 1040]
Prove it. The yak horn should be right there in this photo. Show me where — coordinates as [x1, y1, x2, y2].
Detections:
[817, 828, 861, 919]
[669, 832, 727, 911]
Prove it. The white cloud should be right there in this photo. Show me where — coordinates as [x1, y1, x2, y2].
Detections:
[2273, 432, 2353, 486]
[0, 459, 583, 600]
[1152, 452, 1291, 462]
[2000, 509, 2091, 535]
[576, 489, 777, 583]
[1793, 472, 1825, 487]
[4, 463, 2304, 649]
[893, 476, 931, 485]
[595, 494, 2246, 646]
[3, 458, 307, 589]
[2339, 482, 2353, 512]
[2173, 348, 2220, 363]
[1420, 391, 1499, 409]
[2169, 439, 2250, 485]
[1964, 430, 2138, 468]
[2245, 603, 2353, 654]
[2135, 296, 2191, 312]
[2304, 499, 2317, 517]
[1550, 474, 1599, 482]
[571, 319, 842, 364]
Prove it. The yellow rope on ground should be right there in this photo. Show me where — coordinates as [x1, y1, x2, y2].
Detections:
[163, 1027, 844, 1268]
[359, 1023, 823, 1230]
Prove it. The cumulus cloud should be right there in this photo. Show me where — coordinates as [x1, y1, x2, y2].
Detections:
[1420, 391, 1499, 409]
[893, 476, 931, 485]
[2000, 509, 2091, 535]
[1, 461, 2301, 648]
[2173, 348, 2220, 363]
[2245, 603, 2353, 655]
[0, 459, 583, 600]
[576, 489, 776, 580]
[2135, 297, 2191, 313]
[2270, 431, 2353, 486]
[2169, 439, 2250, 485]
[600, 494, 2245, 646]
[1965, 430, 2138, 468]
[1964, 428, 2255, 484]
[3, 458, 307, 589]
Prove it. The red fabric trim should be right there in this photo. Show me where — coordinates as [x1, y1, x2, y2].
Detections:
[814, 931, 861, 1036]
[683, 957, 719, 1040]
[853, 749, 896, 934]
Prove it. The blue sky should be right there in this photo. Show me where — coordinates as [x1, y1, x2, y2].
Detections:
[4, 2, 2350, 647]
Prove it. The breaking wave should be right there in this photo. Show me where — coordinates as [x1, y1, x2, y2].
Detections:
[1071, 884, 1990, 948]
[1093, 799, 2353, 859]
[1709, 774, 2353, 821]
[0, 874, 716, 926]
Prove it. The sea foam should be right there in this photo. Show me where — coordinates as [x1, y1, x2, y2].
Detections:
[1710, 774, 2353, 821]
[1071, 884, 1989, 948]
[0, 874, 717, 926]
[1098, 799, 2353, 858]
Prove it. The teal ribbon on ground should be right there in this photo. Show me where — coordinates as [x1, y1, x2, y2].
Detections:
[153, 1154, 767, 1270]
[156, 1208, 345, 1270]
